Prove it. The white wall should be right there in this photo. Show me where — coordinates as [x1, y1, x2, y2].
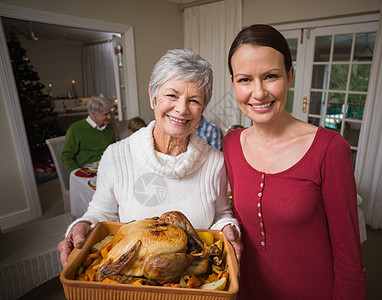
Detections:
[0, 86, 29, 217]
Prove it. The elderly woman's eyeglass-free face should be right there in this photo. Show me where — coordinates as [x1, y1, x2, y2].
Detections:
[152, 78, 205, 139]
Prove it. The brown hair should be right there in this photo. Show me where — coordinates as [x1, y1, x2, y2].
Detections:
[128, 117, 147, 133]
[228, 24, 292, 78]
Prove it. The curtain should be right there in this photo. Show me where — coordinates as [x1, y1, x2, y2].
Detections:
[354, 6, 382, 230]
[184, 0, 251, 133]
[82, 41, 116, 98]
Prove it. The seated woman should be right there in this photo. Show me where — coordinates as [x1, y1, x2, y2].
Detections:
[58, 48, 243, 267]
[61, 95, 115, 172]
[127, 116, 147, 134]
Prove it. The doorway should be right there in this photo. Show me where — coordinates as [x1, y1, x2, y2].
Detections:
[2, 16, 121, 185]
[0, 2, 138, 228]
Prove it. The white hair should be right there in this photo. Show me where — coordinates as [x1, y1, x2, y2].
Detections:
[149, 48, 213, 108]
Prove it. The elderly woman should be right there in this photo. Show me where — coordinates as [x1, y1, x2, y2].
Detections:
[61, 95, 115, 172]
[58, 49, 242, 267]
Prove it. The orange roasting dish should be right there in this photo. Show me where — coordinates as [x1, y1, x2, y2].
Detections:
[73, 211, 229, 290]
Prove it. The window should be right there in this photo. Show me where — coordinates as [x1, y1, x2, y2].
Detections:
[279, 17, 379, 167]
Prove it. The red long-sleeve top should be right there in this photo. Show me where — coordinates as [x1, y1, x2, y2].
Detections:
[223, 127, 366, 300]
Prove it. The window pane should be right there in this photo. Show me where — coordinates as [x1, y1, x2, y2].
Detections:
[354, 32, 376, 61]
[309, 91, 325, 115]
[349, 64, 371, 92]
[344, 121, 361, 147]
[286, 90, 294, 114]
[347, 94, 366, 119]
[327, 92, 345, 116]
[308, 116, 324, 127]
[314, 36, 332, 62]
[325, 118, 341, 131]
[291, 63, 297, 88]
[330, 64, 348, 90]
[333, 34, 352, 61]
[287, 38, 298, 62]
[311, 65, 329, 89]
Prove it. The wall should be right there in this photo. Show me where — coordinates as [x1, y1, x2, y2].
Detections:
[243, 0, 381, 26]
[20, 38, 83, 98]
[243, 0, 380, 26]
[0, 87, 29, 217]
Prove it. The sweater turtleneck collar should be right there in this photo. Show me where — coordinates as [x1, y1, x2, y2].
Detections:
[130, 120, 210, 179]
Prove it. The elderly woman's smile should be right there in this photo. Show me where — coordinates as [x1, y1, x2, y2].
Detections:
[167, 115, 188, 124]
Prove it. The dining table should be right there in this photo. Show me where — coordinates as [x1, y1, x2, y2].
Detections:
[69, 166, 97, 219]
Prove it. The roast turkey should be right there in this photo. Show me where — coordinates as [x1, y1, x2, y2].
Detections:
[97, 211, 221, 284]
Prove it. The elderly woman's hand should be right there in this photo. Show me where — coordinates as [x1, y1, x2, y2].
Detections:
[222, 224, 243, 263]
[57, 221, 91, 268]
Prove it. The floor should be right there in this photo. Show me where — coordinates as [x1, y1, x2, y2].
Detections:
[34, 177, 65, 222]
[17, 178, 382, 299]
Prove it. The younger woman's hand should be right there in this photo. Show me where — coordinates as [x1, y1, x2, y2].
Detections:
[222, 224, 243, 263]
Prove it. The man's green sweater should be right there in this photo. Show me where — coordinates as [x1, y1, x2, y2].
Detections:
[61, 119, 115, 172]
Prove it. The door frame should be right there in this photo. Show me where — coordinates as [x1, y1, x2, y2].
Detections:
[300, 22, 379, 123]
[275, 13, 380, 120]
[0, 3, 139, 228]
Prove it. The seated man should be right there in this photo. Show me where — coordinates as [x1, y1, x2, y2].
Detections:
[196, 115, 222, 150]
[61, 95, 115, 172]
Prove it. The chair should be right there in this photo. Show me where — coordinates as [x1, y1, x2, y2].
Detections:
[114, 120, 131, 141]
[225, 124, 244, 136]
[46, 136, 71, 213]
[110, 109, 130, 141]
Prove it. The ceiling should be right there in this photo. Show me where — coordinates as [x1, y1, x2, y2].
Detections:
[1, 17, 117, 44]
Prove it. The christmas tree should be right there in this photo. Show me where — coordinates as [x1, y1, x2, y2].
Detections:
[7, 28, 64, 181]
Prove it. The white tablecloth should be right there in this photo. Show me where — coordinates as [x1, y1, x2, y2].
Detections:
[70, 169, 96, 219]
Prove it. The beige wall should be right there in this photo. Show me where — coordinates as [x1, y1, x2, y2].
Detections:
[21, 39, 83, 98]
[243, 0, 380, 26]
[0, 0, 380, 228]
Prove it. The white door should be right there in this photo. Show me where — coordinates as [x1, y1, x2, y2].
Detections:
[280, 29, 307, 119]
[280, 20, 379, 167]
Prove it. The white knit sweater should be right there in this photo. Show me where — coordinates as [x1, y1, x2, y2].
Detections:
[67, 121, 239, 234]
